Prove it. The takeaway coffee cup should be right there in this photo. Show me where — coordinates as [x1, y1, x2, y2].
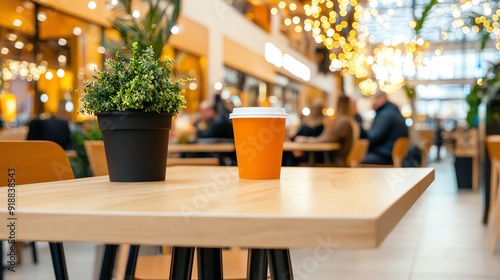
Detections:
[229, 107, 287, 179]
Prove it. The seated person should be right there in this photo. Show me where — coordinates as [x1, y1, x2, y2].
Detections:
[27, 113, 71, 150]
[361, 90, 409, 165]
[193, 101, 235, 164]
[289, 100, 325, 166]
[294, 95, 354, 167]
[195, 100, 233, 140]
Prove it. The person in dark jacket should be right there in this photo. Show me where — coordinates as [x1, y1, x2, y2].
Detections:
[361, 90, 409, 165]
[27, 114, 72, 150]
[195, 100, 233, 140]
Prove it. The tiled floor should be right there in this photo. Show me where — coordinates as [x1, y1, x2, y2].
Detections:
[4, 149, 500, 280]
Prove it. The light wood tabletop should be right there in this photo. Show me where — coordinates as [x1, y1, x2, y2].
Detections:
[0, 166, 434, 249]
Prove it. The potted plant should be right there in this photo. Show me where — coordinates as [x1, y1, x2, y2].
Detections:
[79, 42, 188, 182]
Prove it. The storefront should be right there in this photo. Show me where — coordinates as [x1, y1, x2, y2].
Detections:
[0, 0, 104, 125]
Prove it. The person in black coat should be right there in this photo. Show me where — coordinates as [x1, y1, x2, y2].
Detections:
[27, 114, 72, 150]
[193, 100, 235, 165]
[195, 101, 233, 140]
[361, 91, 409, 165]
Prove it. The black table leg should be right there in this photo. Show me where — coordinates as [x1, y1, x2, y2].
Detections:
[197, 247, 223, 280]
[170, 247, 195, 280]
[247, 248, 268, 280]
[99, 244, 118, 280]
[124, 245, 140, 280]
[31, 242, 38, 264]
[268, 249, 293, 280]
[49, 242, 69, 280]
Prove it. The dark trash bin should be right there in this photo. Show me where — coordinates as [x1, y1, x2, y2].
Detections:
[454, 156, 473, 189]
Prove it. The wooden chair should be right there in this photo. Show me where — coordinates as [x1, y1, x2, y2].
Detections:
[392, 137, 410, 167]
[486, 136, 500, 254]
[360, 137, 410, 167]
[0, 140, 74, 278]
[84, 140, 109, 176]
[346, 139, 369, 167]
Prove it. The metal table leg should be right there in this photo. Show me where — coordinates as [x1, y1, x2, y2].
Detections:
[197, 247, 223, 280]
[49, 242, 69, 280]
[268, 249, 293, 280]
[99, 244, 118, 280]
[170, 247, 195, 280]
[247, 248, 268, 280]
[124, 245, 140, 280]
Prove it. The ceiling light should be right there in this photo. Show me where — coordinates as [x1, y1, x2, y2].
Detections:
[40, 94, 49, 103]
[45, 71, 53, 80]
[58, 55, 67, 64]
[13, 19, 22, 27]
[73, 27, 82, 36]
[8, 34, 17, 41]
[37, 12, 47, 22]
[14, 41, 24, 49]
[58, 38, 67, 46]
[57, 69, 65, 78]
[88, 1, 97, 9]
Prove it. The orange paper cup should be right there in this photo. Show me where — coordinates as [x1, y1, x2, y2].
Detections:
[230, 107, 287, 179]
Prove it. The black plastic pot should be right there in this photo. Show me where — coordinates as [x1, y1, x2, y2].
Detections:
[96, 111, 173, 182]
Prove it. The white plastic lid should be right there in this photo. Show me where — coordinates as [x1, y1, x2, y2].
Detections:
[229, 107, 288, 119]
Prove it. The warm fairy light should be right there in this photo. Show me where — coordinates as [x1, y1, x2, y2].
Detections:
[302, 107, 310, 116]
[214, 82, 223, 91]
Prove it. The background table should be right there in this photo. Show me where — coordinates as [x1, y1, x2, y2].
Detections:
[168, 143, 235, 153]
[283, 142, 340, 165]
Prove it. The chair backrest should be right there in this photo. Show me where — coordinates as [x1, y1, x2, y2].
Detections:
[84, 140, 109, 176]
[0, 140, 74, 186]
[83, 140, 219, 175]
[346, 139, 369, 167]
[486, 136, 500, 231]
[392, 137, 410, 167]
[487, 136, 500, 163]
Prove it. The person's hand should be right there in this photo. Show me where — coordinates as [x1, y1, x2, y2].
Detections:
[292, 136, 307, 157]
[294, 136, 307, 143]
[292, 150, 305, 158]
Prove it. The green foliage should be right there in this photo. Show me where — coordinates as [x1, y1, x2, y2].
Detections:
[69, 121, 103, 178]
[80, 42, 188, 115]
[414, 0, 439, 36]
[106, 0, 180, 61]
[467, 63, 500, 127]
[403, 84, 416, 100]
